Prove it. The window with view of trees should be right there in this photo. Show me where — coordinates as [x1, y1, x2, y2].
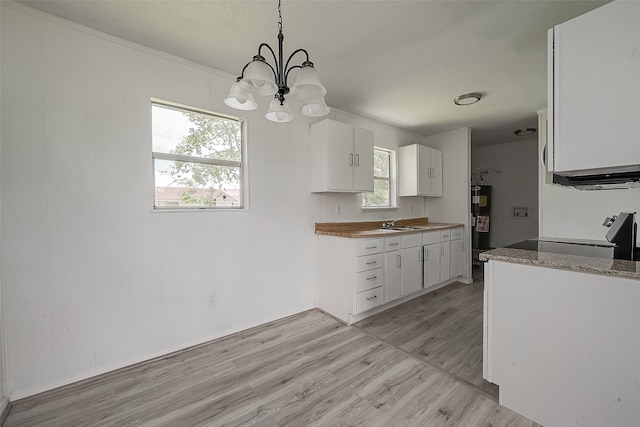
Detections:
[151, 102, 245, 209]
[362, 148, 394, 208]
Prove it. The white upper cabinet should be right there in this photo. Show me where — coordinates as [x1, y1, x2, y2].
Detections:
[310, 119, 374, 192]
[398, 144, 443, 197]
[548, 1, 640, 173]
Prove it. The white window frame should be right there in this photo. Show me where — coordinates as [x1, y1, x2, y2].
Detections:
[151, 100, 247, 211]
[362, 147, 397, 210]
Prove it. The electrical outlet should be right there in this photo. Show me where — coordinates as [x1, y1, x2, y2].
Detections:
[410, 204, 414, 213]
[208, 292, 216, 307]
[336, 205, 342, 215]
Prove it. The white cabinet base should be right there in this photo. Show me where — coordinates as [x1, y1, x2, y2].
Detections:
[484, 260, 640, 427]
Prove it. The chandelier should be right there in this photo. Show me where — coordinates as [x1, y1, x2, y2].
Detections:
[224, 0, 329, 122]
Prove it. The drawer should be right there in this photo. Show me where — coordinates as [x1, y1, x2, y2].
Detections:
[451, 227, 463, 240]
[356, 238, 384, 256]
[423, 231, 439, 245]
[440, 229, 451, 241]
[356, 253, 384, 272]
[402, 233, 423, 248]
[385, 236, 402, 251]
[356, 268, 384, 292]
[356, 286, 384, 313]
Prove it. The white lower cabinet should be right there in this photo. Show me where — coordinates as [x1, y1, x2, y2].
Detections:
[401, 233, 423, 295]
[439, 230, 451, 282]
[384, 236, 402, 302]
[423, 231, 440, 289]
[316, 236, 385, 323]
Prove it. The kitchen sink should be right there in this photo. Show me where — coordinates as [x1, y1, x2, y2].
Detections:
[378, 226, 422, 231]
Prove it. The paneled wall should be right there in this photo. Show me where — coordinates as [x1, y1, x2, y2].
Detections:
[472, 139, 539, 248]
[423, 128, 472, 282]
[1, 5, 323, 398]
[1, 3, 447, 399]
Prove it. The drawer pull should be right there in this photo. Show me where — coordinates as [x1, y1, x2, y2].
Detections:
[366, 261, 377, 265]
[366, 276, 377, 281]
[366, 245, 378, 249]
[389, 242, 399, 246]
[366, 295, 378, 301]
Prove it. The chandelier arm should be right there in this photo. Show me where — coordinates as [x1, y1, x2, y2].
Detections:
[257, 43, 280, 82]
[283, 48, 311, 80]
[284, 65, 302, 85]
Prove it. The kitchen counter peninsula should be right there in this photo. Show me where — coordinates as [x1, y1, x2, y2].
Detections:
[481, 239, 640, 427]
[479, 240, 640, 280]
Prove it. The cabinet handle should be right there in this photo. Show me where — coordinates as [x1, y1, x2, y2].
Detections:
[350, 153, 354, 166]
[419, 249, 423, 262]
[397, 254, 401, 267]
[441, 246, 445, 257]
[366, 276, 377, 281]
[366, 295, 378, 301]
[425, 248, 429, 261]
[356, 153, 360, 166]
[366, 245, 378, 249]
[366, 261, 377, 265]
[389, 242, 399, 246]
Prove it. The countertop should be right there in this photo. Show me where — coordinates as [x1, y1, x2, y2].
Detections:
[480, 240, 640, 280]
[315, 218, 463, 238]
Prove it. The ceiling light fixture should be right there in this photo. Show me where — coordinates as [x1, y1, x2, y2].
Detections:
[514, 128, 537, 137]
[453, 92, 482, 106]
[224, 0, 329, 123]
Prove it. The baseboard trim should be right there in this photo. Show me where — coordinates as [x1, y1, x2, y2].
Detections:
[0, 400, 11, 426]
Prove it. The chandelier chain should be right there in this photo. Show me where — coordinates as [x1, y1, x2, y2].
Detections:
[278, 0, 283, 33]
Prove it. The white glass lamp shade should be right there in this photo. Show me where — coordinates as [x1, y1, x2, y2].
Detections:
[301, 97, 330, 117]
[265, 98, 294, 122]
[290, 65, 326, 101]
[242, 59, 278, 96]
[224, 81, 258, 110]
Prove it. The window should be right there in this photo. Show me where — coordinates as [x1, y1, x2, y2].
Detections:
[362, 148, 395, 208]
[151, 102, 245, 209]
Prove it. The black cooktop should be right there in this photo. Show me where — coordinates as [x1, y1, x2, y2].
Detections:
[506, 239, 616, 259]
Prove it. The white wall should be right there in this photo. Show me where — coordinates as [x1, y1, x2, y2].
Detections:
[0, 4, 323, 399]
[423, 128, 472, 282]
[0, 3, 450, 400]
[472, 139, 539, 248]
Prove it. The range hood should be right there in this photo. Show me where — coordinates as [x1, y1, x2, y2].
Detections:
[552, 165, 640, 190]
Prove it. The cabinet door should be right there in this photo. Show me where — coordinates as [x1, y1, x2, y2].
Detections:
[551, 1, 640, 172]
[439, 241, 451, 282]
[423, 243, 440, 289]
[353, 127, 374, 192]
[385, 250, 402, 302]
[327, 120, 355, 191]
[417, 145, 431, 195]
[450, 238, 464, 278]
[402, 246, 423, 295]
[429, 148, 443, 197]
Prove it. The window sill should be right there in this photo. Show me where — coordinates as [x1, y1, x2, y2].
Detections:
[361, 206, 398, 213]
[151, 207, 247, 213]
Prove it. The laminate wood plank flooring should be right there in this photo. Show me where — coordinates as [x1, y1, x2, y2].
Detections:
[354, 274, 499, 399]
[5, 309, 538, 426]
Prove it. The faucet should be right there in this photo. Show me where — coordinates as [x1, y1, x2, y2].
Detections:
[382, 218, 402, 229]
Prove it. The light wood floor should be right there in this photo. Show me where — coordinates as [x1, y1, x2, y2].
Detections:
[355, 273, 499, 398]
[5, 294, 538, 426]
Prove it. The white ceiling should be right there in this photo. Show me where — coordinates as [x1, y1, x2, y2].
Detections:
[15, 0, 609, 146]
